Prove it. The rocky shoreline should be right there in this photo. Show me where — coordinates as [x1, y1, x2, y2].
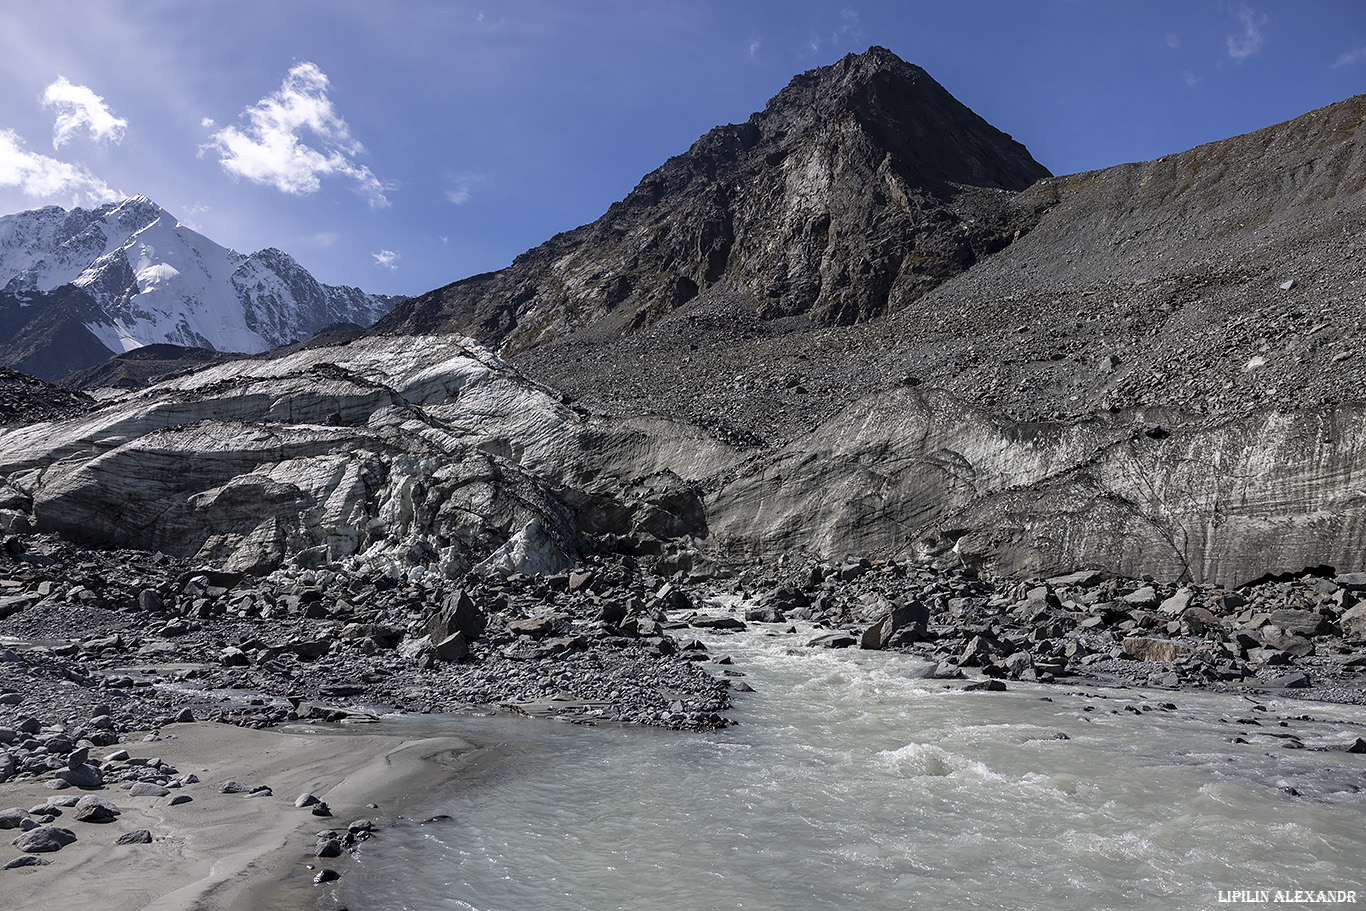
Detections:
[4, 530, 1366, 898]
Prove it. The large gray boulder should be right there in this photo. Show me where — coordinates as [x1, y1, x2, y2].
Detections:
[860, 600, 931, 650]
[12, 825, 77, 853]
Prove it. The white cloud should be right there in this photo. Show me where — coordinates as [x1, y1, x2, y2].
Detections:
[1165, 32, 1181, 50]
[1333, 47, 1366, 68]
[0, 128, 119, 205]
[1182, 70, 1203, 88]
[201, 61, 389, 207]
[836, 8, 862, 43]
[445, 172, 486, 205]
[748, 39, 761, 58]
[372, 249, 399, 270]
[1227, 5, 1266, 60]
[41, 77, 128, 148]
[180, 202, 210, 230]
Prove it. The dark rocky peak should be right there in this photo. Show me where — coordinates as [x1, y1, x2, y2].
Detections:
[622, 47, 1045, 211]
[752, 46, 1045, 191]
[377, 47, 1051, 351]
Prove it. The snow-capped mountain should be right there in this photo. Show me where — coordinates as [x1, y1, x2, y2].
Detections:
[0, 196, 402, 357]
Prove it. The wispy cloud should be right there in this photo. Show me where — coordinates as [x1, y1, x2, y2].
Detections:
[372, 249, 399, 270]
[1182, 70, 1203, 88]
[41, 77, 127, 148]
[1333, 47, 1366, 69]
[0, 128, 119, 205]
[200, 61, 389, 207]
[1227, 5, 1267, 60]
[835, 8, 863, 46]
[1165, 32, 1181, 50]
[445, 172, 486, 205]
[748, 38, 761, 58]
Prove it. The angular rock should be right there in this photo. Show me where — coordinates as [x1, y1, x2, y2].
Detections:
[1121, 637, 1192, 663]
[859, 600, 930, 650]
[907, 661, 965, 680]
[507, 617, 555, 638]
[57, 764, 104, 790]
[806, 632, 857, 649]
[1159, 588, 1195, 616]
[315, 837, 343, 858]
[73, 796, 120, 823]
[1261, 671, 1311, 689]
[1340, 602, 1366, 640]
[115, 829, 153, 845]
[1122, 586, 1160, 608]
[433, 631, 469, 662]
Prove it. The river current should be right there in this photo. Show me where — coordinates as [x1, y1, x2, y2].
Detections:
[339, 620, 1366, 910]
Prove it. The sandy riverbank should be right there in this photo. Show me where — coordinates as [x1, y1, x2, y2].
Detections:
[1, 720, 478, 910]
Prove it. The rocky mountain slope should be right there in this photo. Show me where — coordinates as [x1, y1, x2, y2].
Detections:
[0, 196, 403, 380]
[376, 46, 1051, 350]
[1, 48, 1364, 589]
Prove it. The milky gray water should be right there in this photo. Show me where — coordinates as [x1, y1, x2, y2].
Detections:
[339, 620, 1366, 910]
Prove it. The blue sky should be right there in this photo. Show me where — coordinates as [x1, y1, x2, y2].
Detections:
[1, 1, 1362, 298]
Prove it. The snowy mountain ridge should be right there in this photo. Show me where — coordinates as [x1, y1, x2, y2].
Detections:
[0, 195, 402, 354]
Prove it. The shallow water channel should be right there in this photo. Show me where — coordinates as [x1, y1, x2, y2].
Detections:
[340, 621, 1366, 910]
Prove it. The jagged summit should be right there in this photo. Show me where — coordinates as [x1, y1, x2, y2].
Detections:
[754, 46, 1045, 191]
[0, 197, 405, 381]
[376, 47, 1051, 350]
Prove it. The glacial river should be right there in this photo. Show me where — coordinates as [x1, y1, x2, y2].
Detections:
[339, 621, 1366, 910]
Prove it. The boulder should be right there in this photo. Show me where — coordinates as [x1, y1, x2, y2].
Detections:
[434, 631, 468, 662]
[1158, 588, 1195, 616]
[1121, 637, 1193, 663]
[1255, 625, 1315, 657]
[56, 764, 104, 790]
[1340, 602, 1366, 639]
[428, 589, 486, 642]
[315, 837, 343, 858]
[806, 632, 857, 649]
[906, 661, 965, 680]
[859, 600, 929, 650]
[1122, 586, 1160, 609]
[115, 829, 154, 845]
[73, 796, 120, 823]
[11, 825, 77, 853]
[1261, 671, 1311, 689]
[507, 617, 555, 638]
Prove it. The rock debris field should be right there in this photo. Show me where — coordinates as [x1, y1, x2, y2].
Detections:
[5, 527, 1366, 875]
